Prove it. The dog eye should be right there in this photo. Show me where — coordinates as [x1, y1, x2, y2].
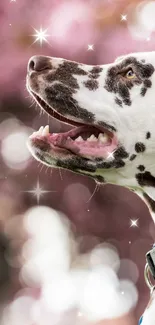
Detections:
[125, 68, 135, 79]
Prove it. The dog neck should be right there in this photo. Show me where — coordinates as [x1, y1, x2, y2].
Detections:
[129, 166, 155, 223]
[134, 188, 155, 222]
[96, 162, 155, 223]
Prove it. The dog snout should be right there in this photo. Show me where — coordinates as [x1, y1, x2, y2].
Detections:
[27, 55, 52, 73]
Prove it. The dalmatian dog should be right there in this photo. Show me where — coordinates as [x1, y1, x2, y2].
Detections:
[26, 52, 155, 221]
[27, 52, 155, 323]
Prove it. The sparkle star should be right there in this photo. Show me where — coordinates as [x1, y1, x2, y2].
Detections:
[130, 219, 139, 228]
[107, 152, 114, 159]
[32, 27, 50, 46]
[87, 44, 94, 51]
[121, 14, 127, 21]
[107, 150, 115, 160]
[23, 179, 56, 204]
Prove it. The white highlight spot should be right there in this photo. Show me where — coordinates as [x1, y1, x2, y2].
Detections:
[32, 27, 49, 46]
[41, 272, 77, 312]
[90, 244, 120, 272]
[23, 179, 54, 204]
[121, 14, 127, 21]
[2, 296, 35, 325]
[1, 129, 31, 169]
[21, 206, 71, 286]
[87, 44, 94, 51]
[130, 219, 139, 228]
[79, 266, 138, 321]
[140, 2, 155, 32]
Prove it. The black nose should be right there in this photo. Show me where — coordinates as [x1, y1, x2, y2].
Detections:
[28, 55, 51, 72]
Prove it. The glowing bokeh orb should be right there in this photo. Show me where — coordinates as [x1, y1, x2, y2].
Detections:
[90, 243, 120, 271]
[79, 266, 138, 321]
[1, 128, 31, 169]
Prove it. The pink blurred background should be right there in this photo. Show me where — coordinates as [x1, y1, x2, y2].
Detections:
[1, 0, 155, 322]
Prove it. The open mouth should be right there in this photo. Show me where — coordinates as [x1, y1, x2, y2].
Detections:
[29, 92, 118, 160]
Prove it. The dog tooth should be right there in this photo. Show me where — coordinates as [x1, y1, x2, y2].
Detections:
[29, 132, 37, 139]
[88, 134, 98, 142]
[38, 126, 44, 134]
[39, 126, 44, 131]
[76, 136, 83, 142]
[42, 125, 49, 136]
[45, 125, 49, 132]
[98, 133, 108, 143]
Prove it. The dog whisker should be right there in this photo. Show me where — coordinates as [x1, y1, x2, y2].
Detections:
[86, 182, 99, 203]
[59, 168, 63, 181]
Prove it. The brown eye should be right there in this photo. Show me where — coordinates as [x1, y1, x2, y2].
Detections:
[125, 68, 135, 79]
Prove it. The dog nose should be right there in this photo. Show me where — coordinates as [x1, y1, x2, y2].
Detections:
[28, 55, 51, 72]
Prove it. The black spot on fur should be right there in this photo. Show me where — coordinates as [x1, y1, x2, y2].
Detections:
[104, 57, 154, 106]
[46, 61, 87, 90]
[94, 157, 103, 163]
[90, 67, 103, 74]
[83, 79, 99, 90]
[130, 154, 137, 161]
[146, 132, 151, 139]
[115, 160, 125, 168]
[113, 146, 129, 159]
[89, 67, 103, 80]
[34, 60, 97, 123]
[144, 79, 152, 88]
[123, 97, 132, 106]
[140, 78, 152, 97]
[115, 97, 122, 107]
[56, 157, 97, 173]
[118, 84, 132, 106]
[135, 142, 146, 153]
[143, 193, 155, 212]
[97, 161, 113, 169]
[61, 62, 88, 76]
[45, 84, 95, 123]
[141, 87, 147, 97]
[89, 74, 100, 79]
[96, 159, 125, 169]
[137, 165, 145, 172]
[136, 171, 155, 187]
[139, 63, 154, 78]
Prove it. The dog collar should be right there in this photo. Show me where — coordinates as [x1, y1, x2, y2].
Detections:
[139, 244, 155, 324]
[145, 245, 155, 292]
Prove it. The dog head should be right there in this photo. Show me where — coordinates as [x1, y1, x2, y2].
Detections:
[26, 52, 155, 212]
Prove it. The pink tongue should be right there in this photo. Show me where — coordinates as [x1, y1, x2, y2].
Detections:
[65, 139, 116, 158]
[49, 134, 117, 158]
